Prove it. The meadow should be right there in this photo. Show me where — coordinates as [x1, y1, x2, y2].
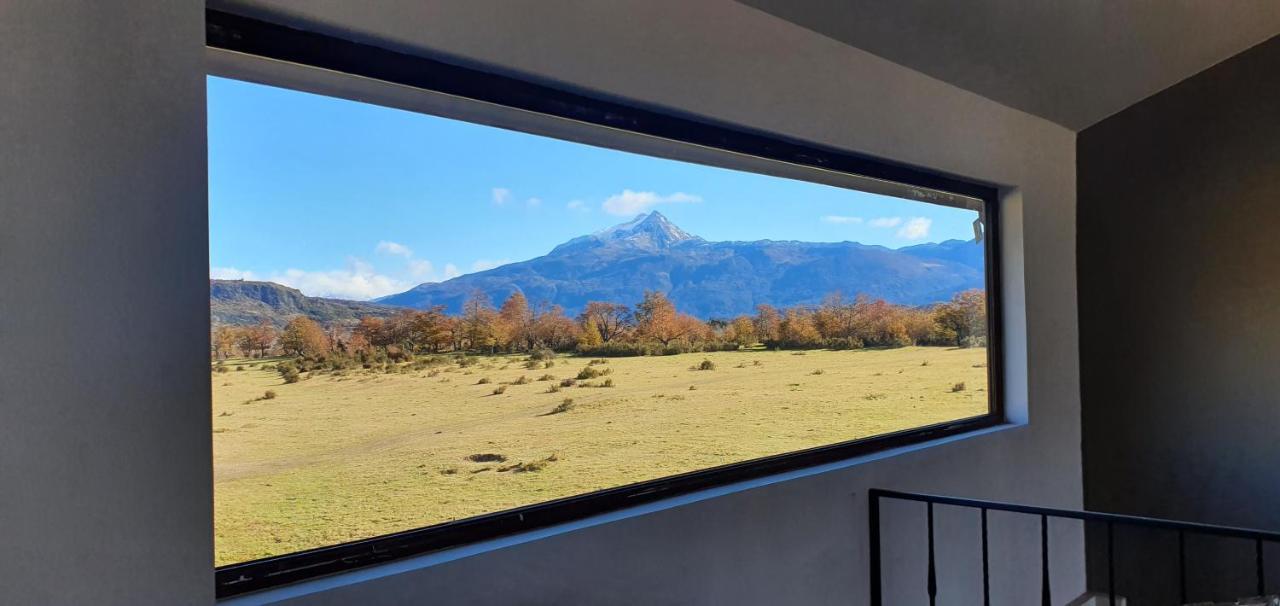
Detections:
[212, 346, 987, 566]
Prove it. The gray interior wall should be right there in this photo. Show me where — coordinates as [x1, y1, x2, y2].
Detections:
[0, 1, 1082, 603]
[0, 2, 212, 605]
[1079, 35, 1280, 603]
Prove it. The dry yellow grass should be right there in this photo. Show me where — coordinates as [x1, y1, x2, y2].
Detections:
[212, 346, 987, 565]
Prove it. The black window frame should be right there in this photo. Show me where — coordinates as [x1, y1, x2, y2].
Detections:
[206, 8, 1005, 599]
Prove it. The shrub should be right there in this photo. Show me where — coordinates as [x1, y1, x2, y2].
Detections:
[528, 348, 557, 362]
[476, 377, 491, 385]
[467, 453, 507, 463]
[692, 359, 716, 371]
[951, 382, 966, 392]
[544, 360, 555, 369]
[921, 360, 931, 366]
[278, 362, 300, 384]
[547, 398, 575, 415]
[214, 365, 229, 374]
[545, 384, 561, 393]
[576, 366, 606, 380]
[559, 378, 577, 388]
[513, 375, 531, 385]
[588, 358, 608, 366]
[262, 390, 276, 400]
[456, 355, 478, 368]
[810, 369, 825, 375]
[235, 365, 245, 371]
[601, 378, 614, 388]
[688, 385, 697, 390]
[492, 385, 507, 395]
[537, 374, 556, 382]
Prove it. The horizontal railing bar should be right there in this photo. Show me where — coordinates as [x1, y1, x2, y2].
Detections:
[869, 489, 1280, 543]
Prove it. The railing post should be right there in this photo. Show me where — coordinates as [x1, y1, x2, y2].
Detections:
[1257, 538, 1265, 596]
[1107, 521, 1115, 605]
[927, 502, 937, 606]
[981, 508, 990, 606]
[1178, 530, 1186, 604]
[869, 490, 881, 606]
[1041, 514, 1051, 606]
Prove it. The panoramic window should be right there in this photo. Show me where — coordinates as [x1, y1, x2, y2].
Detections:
[209, 76, 994, 569]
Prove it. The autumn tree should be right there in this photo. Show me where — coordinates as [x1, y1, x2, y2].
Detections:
[753, 304, 782, 343]
[498, 292, 533, 351]
[579, 301, 631, 343]
[934, 289, 987, 347]
[280, 316, 330, 357]
[777, 308, 822, 348]
[633, 291, 704, 346]
[530, 305, 580, 351]
[354, 317, 387, 349]
[239, 320, 276, 358]
[728, 316, 757, 347]
[212, 326, 238, 360]
[462, 290, 500, 353]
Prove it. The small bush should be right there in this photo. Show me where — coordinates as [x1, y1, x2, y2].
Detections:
[576, 366, 606, 380]
[601, 378, 614, 388]
[214, 366, 229, 374]
[262, 390, 276, 400]
[864, 393, 887, 401]
[951, 382, 966, 392]
[588, 358, 608, 366]
[688, 385, 697, 391]
[467, 453, 507, 463]
[528, 348, 557, 362]
[692, 359, 716, 371]
[492, 385, 507, 395]
[280, 366, 300, 384]
[537, 374, 556, 382]
[513, 375, 531, 385]
[810, 369, 825, 375]
[547, 399, 575, 415]
[235, 365, 245, 371]
[559, 378, 577, 388]
[544, 360, 555, 369]
[476, 377, 491, 385]
[921, 360, 931, 366]
[456, 356, 478, 368]
[545, 384, 561, 393]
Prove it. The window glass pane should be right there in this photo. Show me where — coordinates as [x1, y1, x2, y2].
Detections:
[209, 75, 990, 566]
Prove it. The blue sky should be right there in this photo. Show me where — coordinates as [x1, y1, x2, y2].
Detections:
[209, 76, 979, 300]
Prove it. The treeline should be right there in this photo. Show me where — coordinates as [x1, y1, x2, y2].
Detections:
[211, 289, 986, 360]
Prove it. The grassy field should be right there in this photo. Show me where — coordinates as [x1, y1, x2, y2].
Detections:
[212, 346, 987, 565]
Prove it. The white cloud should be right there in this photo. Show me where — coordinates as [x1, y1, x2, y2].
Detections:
[526, 197, 542, 208]
[896, 217, 932, 240]
[443, 264, 461, 279]
[270, 259, 410, 300]
[407, 259, 435, 278]
[211, 267, 257, 280]
[470, 259, 510, 273]
[821, 215, 863, 224]
[869, 217, 903, 228]
[566, 199, 589, 212]
[375, 240, 413, 257]
[601, 189, 702, 216]
[491, 187, 512, 205]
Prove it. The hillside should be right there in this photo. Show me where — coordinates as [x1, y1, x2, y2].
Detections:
[210, 280, 403, 328]
[376, 211, 984, 318]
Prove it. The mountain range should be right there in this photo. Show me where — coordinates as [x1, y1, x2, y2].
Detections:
[212, 212, 984, 327]
[375, 211, 983, 318]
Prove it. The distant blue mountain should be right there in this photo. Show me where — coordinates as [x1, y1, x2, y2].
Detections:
[375, 212, 984, 318]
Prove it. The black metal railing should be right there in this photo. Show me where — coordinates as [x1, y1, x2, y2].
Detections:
[869, 488, 1280, 605]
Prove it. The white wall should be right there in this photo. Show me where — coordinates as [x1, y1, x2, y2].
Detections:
[0, 1, 1080, 603]
[0, 2, 212, 605]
